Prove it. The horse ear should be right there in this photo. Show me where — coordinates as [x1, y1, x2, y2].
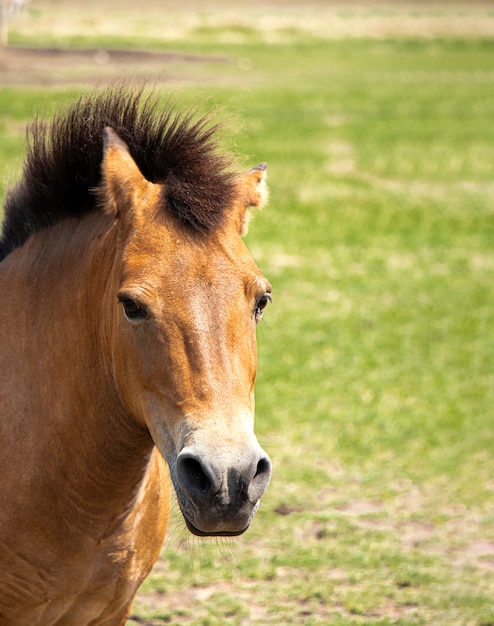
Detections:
[235, 163, 268, 236]
[100, 127, 150, 218]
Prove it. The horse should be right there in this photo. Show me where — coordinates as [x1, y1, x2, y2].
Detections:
[0, 86, 272, 625]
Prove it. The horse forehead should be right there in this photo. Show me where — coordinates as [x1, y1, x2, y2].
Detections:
[124, 224, 263, 297]
[126, 225, 258, 282]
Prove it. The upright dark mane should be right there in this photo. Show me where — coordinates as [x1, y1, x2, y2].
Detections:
[0, 85, 236, 260]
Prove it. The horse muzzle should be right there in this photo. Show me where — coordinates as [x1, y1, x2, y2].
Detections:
[173, 444, 272, 537]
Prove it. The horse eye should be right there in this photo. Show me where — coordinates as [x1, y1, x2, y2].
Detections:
[255, 292, 272, 322]
[119, 297, 148, 321]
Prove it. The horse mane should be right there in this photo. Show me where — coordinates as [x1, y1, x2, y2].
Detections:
[0, 85, 236, 261]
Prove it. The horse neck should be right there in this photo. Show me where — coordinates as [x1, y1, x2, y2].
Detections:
[3, 213, 154, 526]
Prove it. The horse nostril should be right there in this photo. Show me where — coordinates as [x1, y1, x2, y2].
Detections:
[254, 456, 271, 480]
[178, 456, 211, 494]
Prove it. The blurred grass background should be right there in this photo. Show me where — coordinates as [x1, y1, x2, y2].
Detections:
[1, 2, 494, 624]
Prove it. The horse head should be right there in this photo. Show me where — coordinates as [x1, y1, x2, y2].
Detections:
[100, 127, 272, 537]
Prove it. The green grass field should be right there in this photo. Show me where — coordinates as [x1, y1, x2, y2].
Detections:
[1, 2, 494, 624]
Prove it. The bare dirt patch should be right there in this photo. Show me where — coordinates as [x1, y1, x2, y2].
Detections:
[0, 45, 228, 86]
